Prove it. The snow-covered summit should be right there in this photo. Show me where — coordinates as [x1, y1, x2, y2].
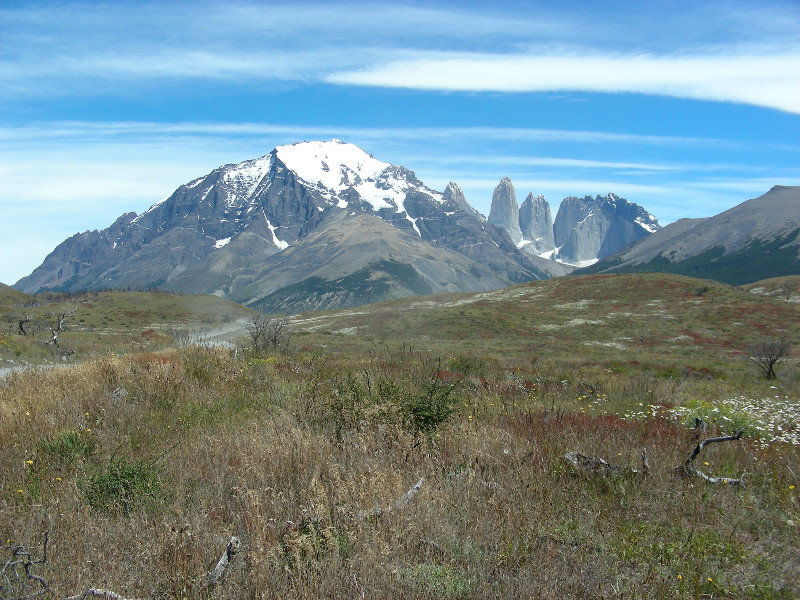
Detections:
[275, 139, 442, 211]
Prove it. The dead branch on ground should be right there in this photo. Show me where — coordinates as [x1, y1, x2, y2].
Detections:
[0, 532, 49, 600]
[200, 536, 241, 590]
[65, 589, 145, 600]
[675, 430, 745, 485]
[359, 477, 425, 519]
[563, 449, 649, 477]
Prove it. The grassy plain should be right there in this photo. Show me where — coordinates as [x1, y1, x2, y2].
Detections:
[1, 273, 798, 599]
[0, 289, 255, 368]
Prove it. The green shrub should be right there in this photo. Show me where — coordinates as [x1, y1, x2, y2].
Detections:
[85, 457, 162, 514]
[449, 354, 486, 377]
[402, 375, 459, 434]
[41, 429, 95, 466]
[409, 563, 474, 598]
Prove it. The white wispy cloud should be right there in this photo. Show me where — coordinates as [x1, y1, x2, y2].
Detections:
[0, 121, 747, 149]
[327, 51, 800, 114]
[2, 1, 799, 113]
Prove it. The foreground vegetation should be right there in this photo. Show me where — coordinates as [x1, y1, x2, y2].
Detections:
[1, 274, 798, 598]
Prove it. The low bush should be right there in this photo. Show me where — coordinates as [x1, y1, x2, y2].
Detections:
[84, 456, 162, 514]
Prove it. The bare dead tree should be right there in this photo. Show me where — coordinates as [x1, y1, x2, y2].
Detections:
[749, 336, 792, 379]
[244, 314, 291, 353]
[18, 317, 32, 336]
[44, 313, 68, 347]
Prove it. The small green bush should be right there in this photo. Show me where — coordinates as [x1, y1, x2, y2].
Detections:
[402, 376, 459, 433]
[41, 430, 95, 466]
[449, 354, 486, 377]
[85, 457, 161, 514]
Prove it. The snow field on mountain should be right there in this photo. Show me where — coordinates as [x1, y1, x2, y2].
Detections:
[275, 140, 440, 219]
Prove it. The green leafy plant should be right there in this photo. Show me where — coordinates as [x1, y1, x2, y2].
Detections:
[41, 429, 95, 466]
[84, 456, 162, 514]
[402, 363, 460, 433]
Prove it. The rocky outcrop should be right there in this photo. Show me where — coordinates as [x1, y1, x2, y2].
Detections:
[519, 193, 555, 253]
[553, 193, 659, 265]
[488, 178, 523, 245]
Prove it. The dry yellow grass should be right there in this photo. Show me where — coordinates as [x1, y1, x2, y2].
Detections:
[1, 340, 798, 599]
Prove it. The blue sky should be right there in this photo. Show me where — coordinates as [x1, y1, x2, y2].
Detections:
[1, 0, 799, 285]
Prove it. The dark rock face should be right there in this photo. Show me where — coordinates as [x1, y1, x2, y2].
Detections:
[488, 178, 523, 244]
[16, 141, 554, 310]
[553, 193, 660, 264]
[585, 185, 800, 284]
[519, 193, 555, 253]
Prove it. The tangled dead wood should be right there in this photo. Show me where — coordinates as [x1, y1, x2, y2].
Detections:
[563, 431, 745, 486]
[0, 532, 49, 600]
[2, 533, 240, 600]
[676, 430, 745, 485]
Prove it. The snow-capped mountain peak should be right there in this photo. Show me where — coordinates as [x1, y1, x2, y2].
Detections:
[276, 139, 389, 194]
[275, 139, 442, 211]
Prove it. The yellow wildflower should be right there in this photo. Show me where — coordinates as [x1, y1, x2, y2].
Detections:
[25, 460, 33, 465]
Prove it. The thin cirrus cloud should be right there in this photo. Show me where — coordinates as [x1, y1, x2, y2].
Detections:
[326, 51, 800, 114]
[1, 2, 799, 115]
[0, 121, 745, 150]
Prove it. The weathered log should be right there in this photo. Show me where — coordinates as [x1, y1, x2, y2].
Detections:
[361, 477, 425, 519]
[65, 589, 145, 600]
[200, 536, 241, 589]
[563, 451, 621, 476]
[563, 449, 649, 477]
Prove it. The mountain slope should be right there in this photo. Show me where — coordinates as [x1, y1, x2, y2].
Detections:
[16, 141, 553, 309]
[184, 213, 512, 313]
[585, 186, 800, 284]
[0, 282, 30, 304]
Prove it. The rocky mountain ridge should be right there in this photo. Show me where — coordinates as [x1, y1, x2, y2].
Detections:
[16, 141, 566, 311]
[487, 180, 660, 267]
[583, 185, 800, 284]
[16, 140, 666, 311]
